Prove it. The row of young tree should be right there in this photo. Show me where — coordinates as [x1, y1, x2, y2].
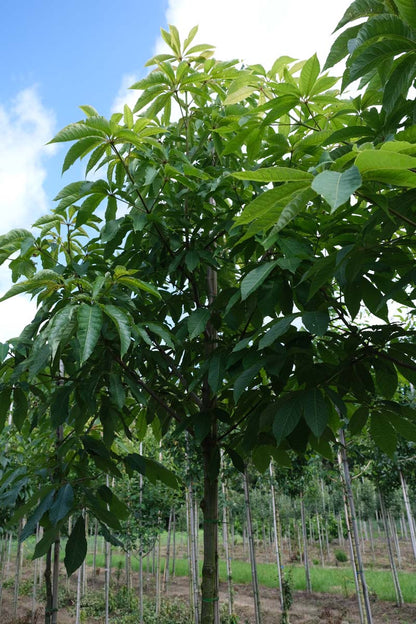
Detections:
[0, 0, 416, 622]
[0, 426, 415, 623]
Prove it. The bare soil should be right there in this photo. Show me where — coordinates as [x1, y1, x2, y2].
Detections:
[1, 537, 416, 623]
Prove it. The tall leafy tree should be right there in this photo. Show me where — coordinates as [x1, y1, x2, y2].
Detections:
[0, 3, 416, 620]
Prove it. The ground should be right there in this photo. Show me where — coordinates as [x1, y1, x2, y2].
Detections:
[1, 535, 415, 623]
[2, 568, 416, 624]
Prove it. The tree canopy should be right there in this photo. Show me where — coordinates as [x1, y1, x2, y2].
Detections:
[0, 2, 415, 621]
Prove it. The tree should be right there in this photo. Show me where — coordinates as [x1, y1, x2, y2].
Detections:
[1, 3, 416, 621]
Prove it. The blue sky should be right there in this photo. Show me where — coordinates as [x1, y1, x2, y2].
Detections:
[0, 0, 352, 339]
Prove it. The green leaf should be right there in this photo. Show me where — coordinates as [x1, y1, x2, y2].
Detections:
[208, 352, 224, 394]
[33, 527, 59, 560]
[392, 416, 416, 443]
[252, 446, 273, 473]
[302, 389, 328, 437]
[349, 405, 369, 435]
[101, 305, 131, 357]
[334, 0, 386, 32]
[324, 24, 362, 70]
[299, 54, 320, 97]
[395, 0, 416, 28]
[273, 397, 303, 444]
[62, 137, 103, 174]
[356, 149, 416, 187]
[302, 311, 330, 336]
[49, 122, 106, 144]
[0, 388, 11, 432]
[311, 166, 362, 211]
[47, 306, 76, 359]
[373, 358, 398, 399]
[20, 490, 55, 542]
[234, 182, 308, 229]
[258, 315, 297, 349]
[224, 85, 257, 106]
[50, 385, 71, 427]
[241, 262, 278, 301]
[13, 387, 28, 431]
[77, 304, 103, 364]
[117, 276, 161, 298]
[49, 484, 74, 525]
[187, 309, 211, 339]
[233, 362, 262, 403]
[348, 39, 416, 85]
[64, 515, 87, 576]
[370, 412, 397, 457]
[232, 167, 313, 183]
[383, 53, 416, 114]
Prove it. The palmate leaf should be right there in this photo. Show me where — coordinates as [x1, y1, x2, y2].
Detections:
[77, 304, 103, 364]
[234, 182, 309, 229]
[65, 515, 87, 576]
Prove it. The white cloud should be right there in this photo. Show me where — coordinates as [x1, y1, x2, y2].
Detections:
[0, 87, 56, 233]
[111, 73, 141, 114]
[0, 87, 56, 339]
[162, 0, 352, 68]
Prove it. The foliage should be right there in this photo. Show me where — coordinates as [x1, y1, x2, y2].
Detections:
[0, 2, 416, 616]
[334, 548, 349, 563]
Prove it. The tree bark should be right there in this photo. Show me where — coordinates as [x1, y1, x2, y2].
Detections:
[243, 467, 262, 624]
[399, 470, 416, 560]
[201, 433, 219, 624]
[300, 492, 311, 593]
[379, 490, 403, 607]
[337, 429, 373, 624]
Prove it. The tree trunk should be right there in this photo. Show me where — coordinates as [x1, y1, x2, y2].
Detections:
[13, 518, 23, 619]
[243, 467, 262, 624]
[44, 547, 53, 624]
[399, 470, 416, 561]
[300, 492, 311, 593]
[201, 433, 219, 624]
[379, 490, 403, 607]
[163, 507, 173, 591]
[221, 476, 234, 617]
[269, 461, 284, 612]
[337, 429, 373, 624]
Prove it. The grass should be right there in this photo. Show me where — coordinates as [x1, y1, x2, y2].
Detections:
[17, 535, 416, 604]
[84, 550, 416, 604]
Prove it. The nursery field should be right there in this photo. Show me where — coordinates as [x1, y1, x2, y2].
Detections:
[1, 533, 416, 623]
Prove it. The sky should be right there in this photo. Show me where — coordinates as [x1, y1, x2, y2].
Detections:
[0, 0, 352, 341]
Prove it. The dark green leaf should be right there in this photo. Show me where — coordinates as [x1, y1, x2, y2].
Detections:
[370, 412, 397, 457]
[13, 387, 28, 431]
[302, 311, 330, 336]
[77, 304, 103, 364]
[64, 515, 87, 576]
[302, 389, 329, 437]
[187, 309, 211, 339]
[241, 262, 277, 301]
[273, 397, 303, 444]
[49, 484, 74, 525]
